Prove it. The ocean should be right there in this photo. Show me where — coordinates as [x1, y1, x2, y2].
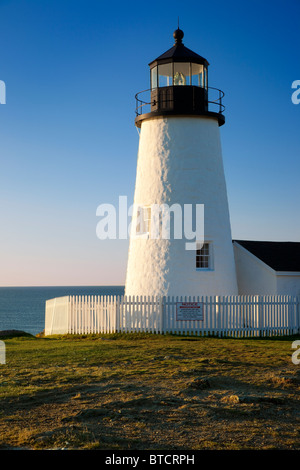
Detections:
[0, 286, 125, 336]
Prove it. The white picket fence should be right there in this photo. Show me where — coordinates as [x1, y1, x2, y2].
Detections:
[44, 295, 300, 337]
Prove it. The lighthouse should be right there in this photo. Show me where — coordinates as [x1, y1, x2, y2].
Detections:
[125, 28, 238, 297]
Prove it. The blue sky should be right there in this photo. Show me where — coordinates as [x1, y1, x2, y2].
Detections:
[0, 0, 299, 286]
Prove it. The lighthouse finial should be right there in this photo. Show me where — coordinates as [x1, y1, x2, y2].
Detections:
[173, 21, 184, 45]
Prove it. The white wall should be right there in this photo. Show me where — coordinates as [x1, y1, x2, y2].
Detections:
[233, 242, 300, 296]
[125, 115, 238, 297]
[276, 274, 300, 296]
[233, 242, 277, 294]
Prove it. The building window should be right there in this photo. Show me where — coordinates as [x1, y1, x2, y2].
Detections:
[196, 242, 212, 269]
[136, 206, 151, 235]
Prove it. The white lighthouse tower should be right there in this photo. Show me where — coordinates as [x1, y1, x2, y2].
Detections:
[125, 28, 238, 297]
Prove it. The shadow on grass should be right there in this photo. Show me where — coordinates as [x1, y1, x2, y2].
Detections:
[47, 331, 300, 343]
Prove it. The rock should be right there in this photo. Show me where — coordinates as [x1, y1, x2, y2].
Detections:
[34, 430, 56, 443]
[74, 408, 109, 420]
[221, 394, 240, 404]
[239, 395, 285, 405]
[189, 377, 211, 390]
[257, 396, 285, 405]
[270, 375, 299, 387]
[0, 330, 32, 338]
[164, 355, 183, 360]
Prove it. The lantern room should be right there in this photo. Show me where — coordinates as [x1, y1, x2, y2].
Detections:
[135, 28, 225, 127]
[150, 29, 208, 90]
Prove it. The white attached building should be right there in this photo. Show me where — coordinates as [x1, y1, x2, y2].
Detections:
[233, 240, 300, 296]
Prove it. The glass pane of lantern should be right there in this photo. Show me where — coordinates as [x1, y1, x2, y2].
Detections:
[204, 67, 208, 89]
[151, 66, 158, 89]
[191, 63, 204, 87]
[173, 62, 190, 86]
[158, 63, 173, 87]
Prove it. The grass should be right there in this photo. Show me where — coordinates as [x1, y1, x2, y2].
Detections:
[0, 331, 299, 450]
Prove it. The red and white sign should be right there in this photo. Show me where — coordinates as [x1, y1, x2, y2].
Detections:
[176, 302, 204, 321]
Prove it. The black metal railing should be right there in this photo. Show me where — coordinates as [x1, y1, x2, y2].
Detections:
[135, 86, 225, 117]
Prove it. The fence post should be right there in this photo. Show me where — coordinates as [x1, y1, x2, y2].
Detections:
[215, 295, 220, 336]
[160, 296, 165, 334]
[67, 296, 71, 334]
[297, 296, 300, 334]
[115, 296, 120, 333]
[258, 296, 263, 337]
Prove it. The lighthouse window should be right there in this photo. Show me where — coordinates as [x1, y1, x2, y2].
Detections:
[151, 66, 158, 89]
[136, 206, 151, 235]
[196, 242, 212, 269]
[143, 207, 151, 233]
[191, 63, 204, 87]
[158, 63, 173, 87]
[173, 63, 190, 86]
[204, 67, 208, 89]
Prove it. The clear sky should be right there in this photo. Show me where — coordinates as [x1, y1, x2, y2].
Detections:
[0, 0, 299, 286]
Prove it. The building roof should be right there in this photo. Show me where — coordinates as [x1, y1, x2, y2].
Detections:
[148, 29, 209, 68]
[233, 240, 300, 272]
[149, 43, 209, 67]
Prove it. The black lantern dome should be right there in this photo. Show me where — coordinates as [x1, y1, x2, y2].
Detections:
[135, 29, 225, 127]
